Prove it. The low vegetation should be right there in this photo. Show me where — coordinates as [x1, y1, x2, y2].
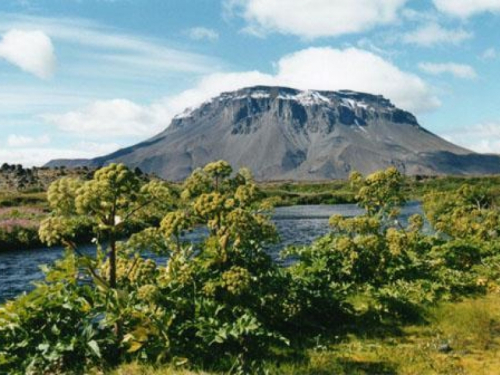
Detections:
[259, 174, 500, 207]
[0, 163, 97, 193]
[0, 165, 152, 252]
[3, 169, 500, 253]
[106, 293, 500, 374]
[0, 196, 46, 251]
[0, 162, 499, 374]
[259, 180, 356, 206]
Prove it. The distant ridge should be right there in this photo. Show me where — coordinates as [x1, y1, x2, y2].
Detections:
[47, 86, 500, 180]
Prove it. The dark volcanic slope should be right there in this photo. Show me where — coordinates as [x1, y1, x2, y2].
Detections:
[47, 86, 500, 181]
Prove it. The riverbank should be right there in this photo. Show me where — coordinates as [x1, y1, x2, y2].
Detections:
[259, 174, 500, 206]
[0, 204, 93, 253]
[0, 203, 46, 252]
[3, 173, 500, 253]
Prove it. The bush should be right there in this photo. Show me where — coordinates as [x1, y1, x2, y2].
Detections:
[1, 164, 499, 374]
[0, 225, 42, 251]
[0, 254, 114, 374]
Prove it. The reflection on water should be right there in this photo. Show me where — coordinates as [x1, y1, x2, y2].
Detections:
[0, 203, 422, 302]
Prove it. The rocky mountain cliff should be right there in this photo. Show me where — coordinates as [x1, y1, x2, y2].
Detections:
[47, 86, 500, 181]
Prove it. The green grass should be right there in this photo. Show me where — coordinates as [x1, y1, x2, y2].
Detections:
[406, 175, 500, 205]
[259, 180, 355, 206]
[258, 175, 500, 206]
[105, 292, 500, 374]
[0, 191, 47, 208]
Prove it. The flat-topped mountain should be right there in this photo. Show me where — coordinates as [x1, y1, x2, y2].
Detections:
[47, 86, 500, 180]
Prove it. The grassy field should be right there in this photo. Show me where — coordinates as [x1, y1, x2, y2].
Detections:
[0, 191, 48, 251]
[258, 180, 356, 206]
[0, 191, 47, 208]
[102, 292, 500, 375]
[259, 174, 500, 206]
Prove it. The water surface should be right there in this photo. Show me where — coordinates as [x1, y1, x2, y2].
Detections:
[0, 203, 422, 302]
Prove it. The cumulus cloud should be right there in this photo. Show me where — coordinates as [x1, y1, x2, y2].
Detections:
[161, 71, 276, 117]
[42, 99, 171, 137]
[7, 134, 51, 147]
[418, 62, 477, 79]
[186, 27, 219, 41]
[226, 0, 408, 39]
[433, 0, 500, 18]
[0, 29, 56, 79]
[275, 48, 439, 112]
[43, 47, 439, 139]
[168, 47, 439, 114]
[402, 23, 472, 46]
[442, 122, 500, 154]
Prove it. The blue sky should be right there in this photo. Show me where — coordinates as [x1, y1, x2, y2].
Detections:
[1, 0, 500, 166]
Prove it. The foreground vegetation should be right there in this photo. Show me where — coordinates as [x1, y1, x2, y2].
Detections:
[106, 293, 500, 374]
[2, 166, 500, 253]
[1, 162, 499, 374]
[0, 165, 146, 252]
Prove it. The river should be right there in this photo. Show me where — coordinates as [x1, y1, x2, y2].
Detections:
[0, 203, 422, 302]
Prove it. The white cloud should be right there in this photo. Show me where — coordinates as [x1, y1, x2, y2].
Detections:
[0, 14, 221, 76]
[442, 122, 500, 154]
[275, 48, 439, 112]
[402, 23, 472, 46]
[401, 8, 439, 22]
[481, 47, 497, 60]
[433, 0, 500, 18]
[76, 141, 121, 155]
[7, 134, 50, 147]
[356, 38, 394, 57]
[163, 48, 439, 116]
[0, 29, 56, 79]
[227, 0, 408, 39]
[0, 86, 100, 114]
[187, 27, 219, 41]
[44, 47, 439, 139]
[0, 143, 120, 167]
[160, 71, 275, 117]
[42, 99, 170, 137]
[418, 62, 477, 79]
